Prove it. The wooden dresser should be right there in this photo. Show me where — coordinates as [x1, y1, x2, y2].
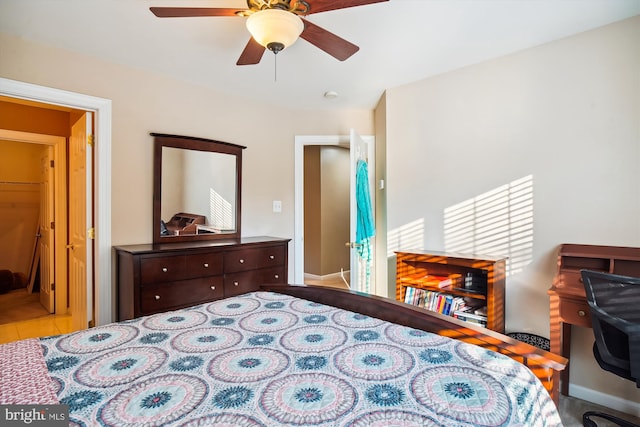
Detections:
[548, 243, 640, 399]
[115, 236, 290, 320]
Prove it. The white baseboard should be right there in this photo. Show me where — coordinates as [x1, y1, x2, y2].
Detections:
[570, 384, 640, 418]
[303, 273, 323, 281]
[304, 271, 350, 281]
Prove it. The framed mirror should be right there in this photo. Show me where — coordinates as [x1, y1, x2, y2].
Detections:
[152, 133, 245, 244]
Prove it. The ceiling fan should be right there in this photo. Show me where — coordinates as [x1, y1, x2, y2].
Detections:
[150, 0, 388, 65]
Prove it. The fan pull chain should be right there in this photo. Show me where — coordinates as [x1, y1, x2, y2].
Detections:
[274, 53, 278, 82]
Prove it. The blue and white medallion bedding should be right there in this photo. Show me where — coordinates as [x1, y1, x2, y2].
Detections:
[39, 292, 563, 426]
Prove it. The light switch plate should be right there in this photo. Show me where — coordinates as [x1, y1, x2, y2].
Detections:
[273, 200, 282, 213]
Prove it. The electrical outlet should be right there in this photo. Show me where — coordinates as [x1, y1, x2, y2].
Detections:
[273, 200, 282, 213]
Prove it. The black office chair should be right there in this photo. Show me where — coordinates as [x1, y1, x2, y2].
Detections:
[580, 270, 640, 427]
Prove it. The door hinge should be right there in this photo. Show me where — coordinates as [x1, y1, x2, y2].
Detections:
[87, 134, 94, 146]
[50, 159, 54, 168]
[88, 227, 95, 240]
[51, 283, 55, 291]
[50, 221, 55, 230]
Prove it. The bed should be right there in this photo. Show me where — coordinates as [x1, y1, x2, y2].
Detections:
[0, 285, 567, 426]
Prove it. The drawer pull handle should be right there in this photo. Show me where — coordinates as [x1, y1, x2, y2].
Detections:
[155, 295, 160, 300]
[234, 281, 239, 287]
[578, 310, 586, 317]
[204, 263, 209, 268]
[274, 274, 279, 279]
[269, 255, 275, 260]
[239, 259, 245, 264]
[162, 267, 168, 273]
[210, 286, 216, 291]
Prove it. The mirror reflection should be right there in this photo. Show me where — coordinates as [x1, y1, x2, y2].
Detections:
[160, 147, 236, 236]
[152, 133, 244, 244]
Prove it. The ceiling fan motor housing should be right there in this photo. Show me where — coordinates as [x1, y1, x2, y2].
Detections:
[247, 0, 311, 15]
[246, 8, 304, 51]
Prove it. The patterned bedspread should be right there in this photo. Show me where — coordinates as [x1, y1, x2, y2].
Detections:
[35, 292, 562, 426]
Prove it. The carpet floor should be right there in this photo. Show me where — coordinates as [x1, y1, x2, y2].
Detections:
[559, 393, 639, 426]
[560, 395, 640, 427]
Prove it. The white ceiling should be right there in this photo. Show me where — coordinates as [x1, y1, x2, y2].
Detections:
[1, 0, 639, 110]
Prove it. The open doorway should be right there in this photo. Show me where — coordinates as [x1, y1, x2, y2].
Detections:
[0, 115, 93, 336]
[302, 144, 351, 289]
[0, 78, 112, 331]
[0, 129, 71, 340]
[0, 127, 67, 315]
[294, 133, 376, 293]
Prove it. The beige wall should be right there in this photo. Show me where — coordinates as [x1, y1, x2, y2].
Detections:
[386, 16, 640, 410]
[0, 31, 374, 258]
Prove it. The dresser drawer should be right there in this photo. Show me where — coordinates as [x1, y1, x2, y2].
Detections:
[140, 255, 186, 285]
[262, 246, 286, 269]
[256, 266, 286, 284]
[140, 276, 224, 314]
[224, 271, 259, 297]
[559, 298, 591, 327]
[185, 252, 223, 278]
[224, 245, 285, 273]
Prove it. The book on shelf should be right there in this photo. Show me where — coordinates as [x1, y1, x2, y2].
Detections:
[403, 284, 490, 327]
[402, 285, 466, 318]
[453, 307, 488, 327]
[403, 286, 414, 304]
[435, 273, 462, 289]
[419, 273, 462, 289]
[473, 306, 488, 317]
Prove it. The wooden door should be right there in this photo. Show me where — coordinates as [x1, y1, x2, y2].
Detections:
[68, 112, 93, 331]
[39, 146, 55, 313]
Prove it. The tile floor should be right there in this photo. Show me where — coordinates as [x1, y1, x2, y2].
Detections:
[0, 313, 73, 344]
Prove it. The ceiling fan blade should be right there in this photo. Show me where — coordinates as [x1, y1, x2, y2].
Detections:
[300, 20, 359, 61]
[150, 7, 245, 18]
[306, 0, 388, 15]
[237, 38, 266, 65]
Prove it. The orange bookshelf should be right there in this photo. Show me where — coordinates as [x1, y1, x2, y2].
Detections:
[395, 250, 506, 333]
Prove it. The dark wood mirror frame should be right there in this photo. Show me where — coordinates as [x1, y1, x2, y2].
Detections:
[152, 133, 245, 244]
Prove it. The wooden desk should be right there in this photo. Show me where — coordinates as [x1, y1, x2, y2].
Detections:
[548, 244, 640, 400]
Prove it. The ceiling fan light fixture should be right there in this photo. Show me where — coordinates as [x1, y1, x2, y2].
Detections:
[246, 9, 304, 53]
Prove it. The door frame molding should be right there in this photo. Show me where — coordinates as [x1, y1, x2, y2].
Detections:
[0, 78, 113, 326]
[293, 134, 374, 286]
